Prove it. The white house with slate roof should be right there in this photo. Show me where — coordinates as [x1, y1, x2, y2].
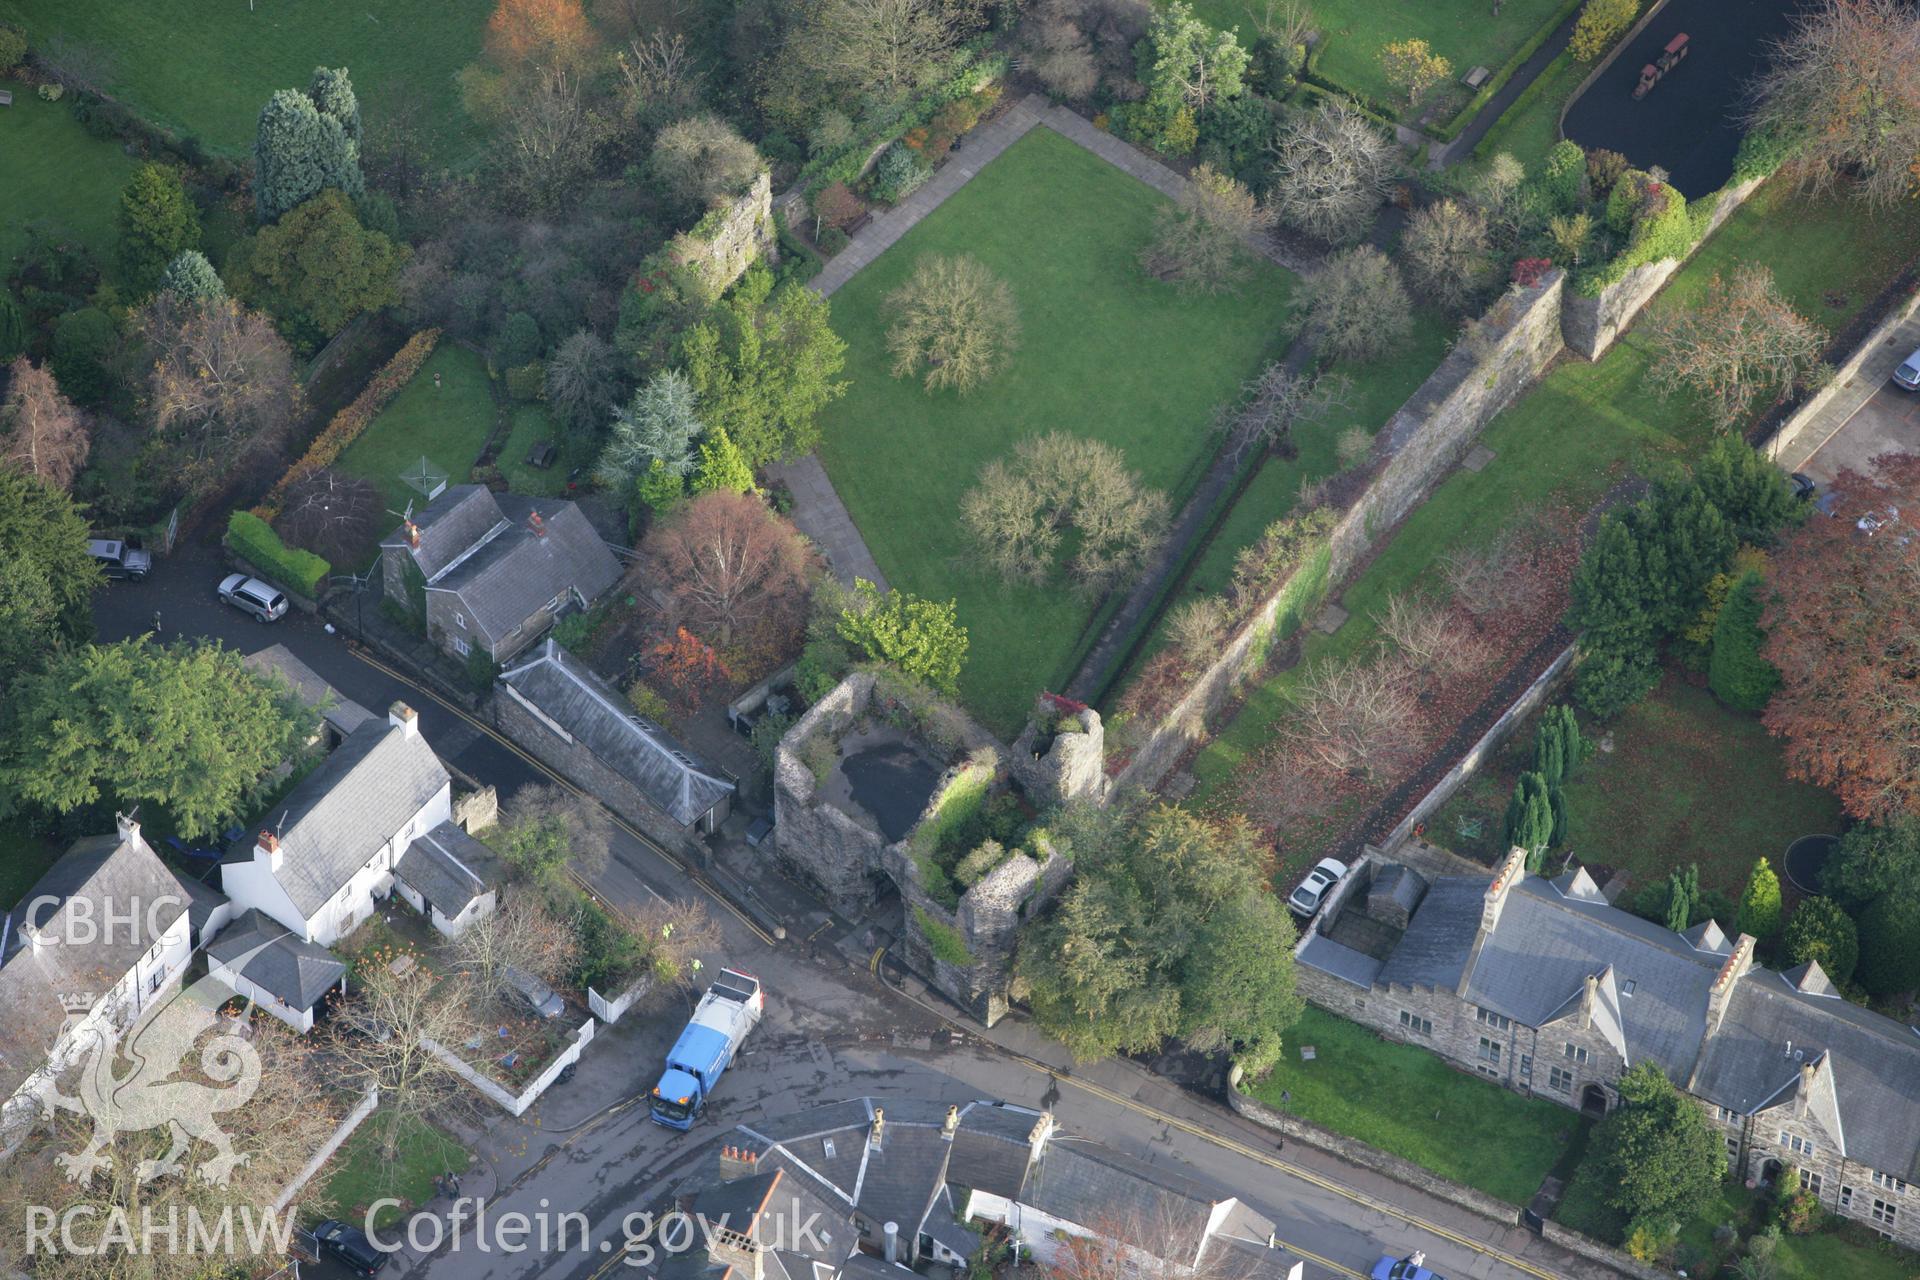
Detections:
[627, 1098, 1292, 1280]
[1296, 846, 1920, 1250]
[204, 909, 347, 1034]
[379, 485, 621, 664]
[221, 701, 502, 949]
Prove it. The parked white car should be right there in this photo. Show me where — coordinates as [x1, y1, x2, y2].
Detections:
[1288, 857, 1349, 918]
[217, 573, 289, 622]
[1892, 346, 1920, 390]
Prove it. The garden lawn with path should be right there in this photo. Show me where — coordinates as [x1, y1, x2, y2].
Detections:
[324, 1111, 468, 1230]
[816, 125, 1298, 736]
[1432, 673, 1841, 894]
[1183, 0, 1572, 123]
[332, 344, 497, 563]
[1188, 180, 1920, 815]
[0, 77, 140, 276]
[0, 0, 487, 164]
[495, 404, 569, 498]
[1247, 1005, 1576, 1204]
[1470, 49, 1586, 172]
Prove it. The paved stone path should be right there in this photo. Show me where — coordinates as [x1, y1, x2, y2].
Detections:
[763, 455, 888, 592]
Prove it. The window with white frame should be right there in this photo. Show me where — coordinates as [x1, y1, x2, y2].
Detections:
[451, 635, 471, 656]
[1548, 1065, 1574, 1093]
[1871, 1198, 1898, 1228]
[1840, 1186, 1854, 1212]
[1476, 1007, 1511, 1032]
[454, 612, 467, 629]
[1779, 1132, 1816, 1158]
[1399, 1011, 1431, 1036]
[1564, 1043, 1589, 1064]
[1477, 1036, 1502, 1065]
[1801, 1169, 1823, 1198]
[1726, 1135, 1740, 1160]
[1872, 1172, 1909, 1194]
[1518, 1053, 1532, 1079]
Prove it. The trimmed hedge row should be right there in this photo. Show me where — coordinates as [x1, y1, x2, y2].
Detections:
[227, 511, 330, 598]
[254, 328, 441, 520]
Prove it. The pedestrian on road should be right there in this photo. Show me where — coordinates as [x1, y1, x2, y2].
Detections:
[152, 610, 163, 636]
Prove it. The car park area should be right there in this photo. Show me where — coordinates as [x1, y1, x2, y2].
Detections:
[1785, 311, 1920, 491]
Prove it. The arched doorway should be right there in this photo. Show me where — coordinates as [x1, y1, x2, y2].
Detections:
[1580, 1084, 1610, 1118]
[1760, 1158, 1783, 1188]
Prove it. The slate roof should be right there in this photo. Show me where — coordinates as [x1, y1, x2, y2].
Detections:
[394, 821, 501, 915]
[242, 644, 375, 738]
[1023, 1138, 1224, 1246]
[381, 485, 507, 581]
[0, 958, 71, 1099]
[426, 493, 619, 644]
[1297, 932, 1384, 989]
[168, 870, 229, 936]
[206, 910, 346, 1012]
[1367, 863, 1428, 919]
[1689, 970, 1920, 1181]
[222, 717, 448, 918]
[3, 825, 187, 997]
[852, 1123, 952, 1237]
[500, 640, 734, 825]
[948, 1101, 1041, 1198]
[1374, 875, 1486, 990]
[1460, 877, 1718, 1076]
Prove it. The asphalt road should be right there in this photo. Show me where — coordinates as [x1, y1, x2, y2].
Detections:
[1799, 380, 1920, 491]
[93, 533, 1604, 1280]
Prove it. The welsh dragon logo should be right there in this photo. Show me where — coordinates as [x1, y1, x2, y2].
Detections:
[40, 948, 270, 1187]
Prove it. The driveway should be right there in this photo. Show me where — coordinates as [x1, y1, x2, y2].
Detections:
[1797, 381, 1920, 490]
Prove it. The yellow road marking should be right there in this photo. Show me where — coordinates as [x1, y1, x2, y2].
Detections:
[347, 644, 774, 945]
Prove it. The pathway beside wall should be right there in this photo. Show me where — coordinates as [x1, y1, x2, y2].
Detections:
[763, 455, 889, 592]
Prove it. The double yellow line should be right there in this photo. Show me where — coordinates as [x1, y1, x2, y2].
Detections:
[348, 644, 775, 946]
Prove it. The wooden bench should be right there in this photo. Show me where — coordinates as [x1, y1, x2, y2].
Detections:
[0, 91, 13, 107]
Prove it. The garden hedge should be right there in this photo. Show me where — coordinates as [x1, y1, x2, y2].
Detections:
[226, 510, 330, 598]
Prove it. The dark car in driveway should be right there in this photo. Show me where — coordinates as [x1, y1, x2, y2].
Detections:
[313, 1219, 388, 1275]
[89, 538, 152, 580]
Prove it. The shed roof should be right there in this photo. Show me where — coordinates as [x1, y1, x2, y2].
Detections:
[394, 821, 501, 915]
[1375, 876, 1486, 991]
[500, 640, 734, 826]
[206, 909, 346, 1012]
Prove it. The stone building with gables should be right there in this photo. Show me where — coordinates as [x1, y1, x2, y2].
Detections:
[1295, 846, 1920, 1250]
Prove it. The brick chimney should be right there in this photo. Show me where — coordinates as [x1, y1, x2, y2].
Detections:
[1705, 932, 1758, 1036]
[719, 1144, 759, 1181]
[403, 518, 421, 549]
[869, 1107, 885, 1150]
[257, 829, 283, 873]
[528, 511, 547, 539]
[1481, 846, 1529, 933]
[389, 701, 420, 739]
[1027, 1111, 1056, 1166]
[1796, 1058, 1819, 1118]
[942, 1104, 960, 1139]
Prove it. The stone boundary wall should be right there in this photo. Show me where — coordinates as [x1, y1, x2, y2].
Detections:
[271, 1084, 378, 1214]
[1540, 1221, 1670, 1280]
[1766, 284, 1920, 465]
[1560, 176, 1764, 360]
[1111, 271, 1568, 794]
[1380, 641, 1577, 851]
[669, 172, 776, 300]
[425, 1020, 596, 1118]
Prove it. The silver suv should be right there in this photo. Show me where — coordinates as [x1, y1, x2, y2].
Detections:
[217, 573, 289, 622]
[89, 539, 152, 580]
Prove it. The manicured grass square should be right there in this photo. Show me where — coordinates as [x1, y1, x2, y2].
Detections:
[1247, 1005, 1576, 1204]
[1190, 182, 1920, 803]
[0, 78, 140, 276]
[817, 126, 1298, 735]
[332, 345, 497, 547]
[1, 0, 487, 164]
[324, 1110, 467, 1229]
[496, 403, 570, 497]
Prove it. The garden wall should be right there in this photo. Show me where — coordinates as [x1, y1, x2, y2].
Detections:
[1765, 283, 1920, 467]
[424, 1019, 596, 1118]
[1560, 176, 1764, 360]
[270, 1085, 378, 1214]
[669, 172, 776, 300]
[588, 972, 656, 1024]
[1111, 271, 1569, 794]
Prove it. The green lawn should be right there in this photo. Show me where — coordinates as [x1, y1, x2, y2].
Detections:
[496, 403, 570, 497]
[1185, 0, 1570, 121]
[0, 77, 140, 275]
[1470, 49, 1585, 173]
[1190, 181, 1920, 803]
[1431, 674, 1842, 896]
[0, 820, 63, 913]
[324, 1111, 467, 1229]
[1113, 310, 1455, 686]
[817, 126, 1298, 735]
[1, 0, 487, 164]
[1248, 1005, 1576, 1204]
[333, 344, 498, 547]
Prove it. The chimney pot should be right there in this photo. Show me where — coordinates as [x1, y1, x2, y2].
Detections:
[389, 701, 420, 738]
[943, 1104, 960, 1138]
[115, 811, 140, 845]
[257, 830, 283, 872]
[870, 1107, 885, 1148]
[404, 519, 420, 549]
[529, 511, 547, 538]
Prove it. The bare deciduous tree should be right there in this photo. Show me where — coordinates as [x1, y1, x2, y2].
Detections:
[1375, 590, 1489, 678]
[0, 357, 89, 492]
[628, 896, 725, 1001]
[616, 30, 705, 125]
[1140, 164, 1273, 295]
[791, 0, 960, 101]
[327, 964, 483, 1163]
[454, 895, 580, 1002]
[1268, 98, 1398, 244]
[1255, 0, 1313, 45]
[1285, 656, 1417, 778]
[139, 294, 300, 493]
[651, 112, 762, 208]
[1644, 265, 1828, 429]
[503, 66, 611, 209]
[1215, 362, 1352, 465]
[276, 467, 381, 564]
[1020, 0, 1151, 101]
[1441, 525, 1554, 618]
[1299, 245, 1413, 362]
[502, 781, 616, 883]
[1049, 1203, 1263, 1280]
[1167, 596, 1230, 666]
[962, 433, 1169, 595]
[884, 254, 1022, 393]
[1748, 0, 1920, 209]
[643, 490, 816, 649]
[1401, 198, 1494, 311]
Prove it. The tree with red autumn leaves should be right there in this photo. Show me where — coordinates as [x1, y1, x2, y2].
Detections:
[1762, 456, 1920, 821]
[648, 627, 729, 712]
[644, 490, 815, 655]
[485, 0, 600, 72]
